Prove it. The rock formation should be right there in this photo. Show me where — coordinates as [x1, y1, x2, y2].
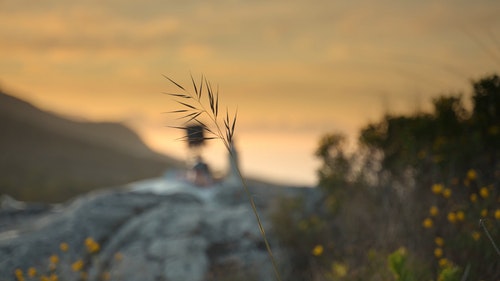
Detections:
[0, 177, 309, 281]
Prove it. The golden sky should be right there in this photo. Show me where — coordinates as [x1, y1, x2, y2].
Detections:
[1, 0, 499, 185]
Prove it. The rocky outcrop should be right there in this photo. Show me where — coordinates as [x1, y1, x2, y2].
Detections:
[0, 179, 304, 281]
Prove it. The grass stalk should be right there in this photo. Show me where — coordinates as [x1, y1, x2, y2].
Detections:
[164, 74, 283, 281]
[479, 219, 500, 258]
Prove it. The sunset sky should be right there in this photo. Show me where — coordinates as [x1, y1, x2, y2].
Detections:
[1, 0, 499, 185]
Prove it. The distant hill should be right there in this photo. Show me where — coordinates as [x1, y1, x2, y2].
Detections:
[0, 91, 182, 203]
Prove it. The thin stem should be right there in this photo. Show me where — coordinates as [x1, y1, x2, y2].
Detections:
[479, 219, 500, 258]
[231, 150, 283, 281]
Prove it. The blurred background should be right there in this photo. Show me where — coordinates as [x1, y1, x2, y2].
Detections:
[1, 1, 500, 280]
[1, 0, 499, 186]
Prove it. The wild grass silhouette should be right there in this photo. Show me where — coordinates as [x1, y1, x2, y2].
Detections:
[164, 74, 283, 281]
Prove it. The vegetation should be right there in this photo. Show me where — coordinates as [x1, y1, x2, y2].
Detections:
[10, 237, 118, 281]
[272, 74, 500, 280]
[5, 74, 499, 280]
[164, 74, 283, 281]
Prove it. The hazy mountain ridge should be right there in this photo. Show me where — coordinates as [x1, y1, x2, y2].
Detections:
[0, 92, 168, 160]
[0, 91, 182, 203]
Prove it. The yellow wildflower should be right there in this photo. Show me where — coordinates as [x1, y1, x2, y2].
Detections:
[472, 231, 481, 241]
[456, 211, 465, 221]
[495, 209, 500, 220]
[422, 218, 433, 228]
[49, 255, 59, 265]
[429, 206, 439, 216]
[312, 245, 324, 256]
[85, 237, 100, 254]
[442, 188, 452, 198]
[14, 269, 23, 281]
[466, 169, 477, 181]
[480, 187, 489, 198]
[481, 209, 488, 217]
[72, 260, 84, 272]
[447, 212, 457, 224]
[40, 276, 49, 281]
[439, 258, 449, 267]
[432, 184, 444, 194]
[59, 242, 69, 252]
[435, 236, 444, 247]
[434, 248, 443, 258]
[27, 267, 36, 278]
[470, 193, 478, 203]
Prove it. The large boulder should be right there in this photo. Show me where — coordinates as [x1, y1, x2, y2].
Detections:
[0, 179, 297, 281]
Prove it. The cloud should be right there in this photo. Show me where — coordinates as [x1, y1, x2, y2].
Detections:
[178, 43, 213, 61]
[0, 6, 180, 61]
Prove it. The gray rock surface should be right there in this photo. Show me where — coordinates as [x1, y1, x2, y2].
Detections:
[0, 179, 304, 281]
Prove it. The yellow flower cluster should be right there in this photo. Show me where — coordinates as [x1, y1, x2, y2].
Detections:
[49, 255, 59, 264]
[470, 193, 478, 203]
[434, 247, 443, 258]
[71, 259, 84, 272]
[12, 237, 114, 281]
[466, 169, 477, 181]
[424, 171, 498, 274]
[442, 188, 452, 198]
[49, 255, 59, 270]
[312, 244, 324, 256]
[85, 237, 100, 253]
[14, 269, 23, 281]
[28, 268, 36, 278]
[435, 236, 444, 247]
[446, 211, 465, 224]
[422, 218, 433, 228]
[438, 258, 449, 267]
[432, 184, 444, 194]
[429, 206, 439, 216]
[480, 187, 489, 198]
[59, 242, 69, 252]
[13, 268, 38, 281]
[432, 236, 447, 265]
[431, 183, 452, 198]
